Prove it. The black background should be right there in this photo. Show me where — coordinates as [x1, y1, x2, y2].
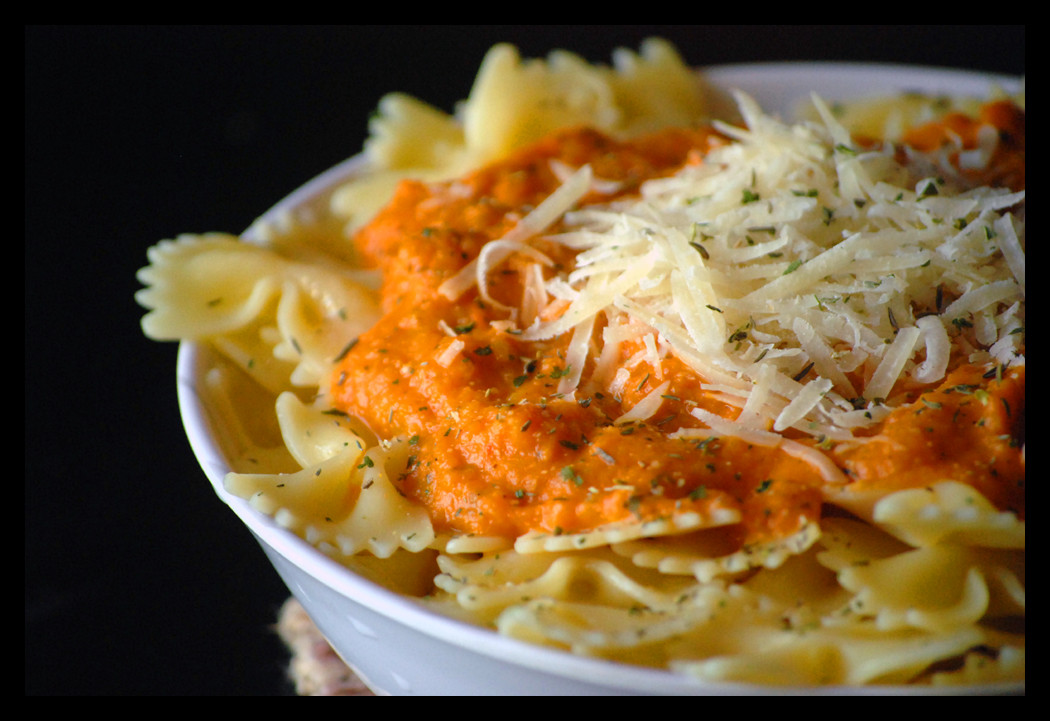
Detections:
[26, 25, 1024, 696]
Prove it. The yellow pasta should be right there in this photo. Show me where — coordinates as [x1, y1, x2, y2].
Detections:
[330, 38, 707, 232]
[136, 40, 1024, 689]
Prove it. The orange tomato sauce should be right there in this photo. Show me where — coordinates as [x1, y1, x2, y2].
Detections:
[330, 107, 1025, 546]
[899, 99, 1025, 191]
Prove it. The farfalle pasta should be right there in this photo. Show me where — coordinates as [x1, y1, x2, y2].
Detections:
[137, 41, 1023, 688]
[330, 38, 707, 233]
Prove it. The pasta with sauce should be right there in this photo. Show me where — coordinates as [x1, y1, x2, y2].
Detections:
[136, 40, 1024, 688]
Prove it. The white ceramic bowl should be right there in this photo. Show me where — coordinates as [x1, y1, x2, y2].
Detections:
[177, 63, 1024, 695]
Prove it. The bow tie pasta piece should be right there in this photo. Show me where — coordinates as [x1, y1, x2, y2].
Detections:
[672, 623, 988, 687]
[225, 393, 434, 560]
[512, 504, 739, 554]
[136, 233, 380, 390]
[611, 522, 822, 584]
[137, 233, 289, 340]
[817, 513, 1024, 635]
[872, 481, 1025, 549]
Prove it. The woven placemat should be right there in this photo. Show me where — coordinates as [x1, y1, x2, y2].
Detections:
[275, 598, 376, 696]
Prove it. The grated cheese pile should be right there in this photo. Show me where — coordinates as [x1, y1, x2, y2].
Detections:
[443, 92, 1025, 440]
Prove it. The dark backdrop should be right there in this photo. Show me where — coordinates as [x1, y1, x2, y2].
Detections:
[25, 25, 1024, 695]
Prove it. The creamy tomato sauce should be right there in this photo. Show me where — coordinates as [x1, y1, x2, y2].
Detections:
[330, 110, 1025, 545]
[900, 99, 1025, 191]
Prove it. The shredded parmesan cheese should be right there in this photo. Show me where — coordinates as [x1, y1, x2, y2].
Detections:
[615, 380, 670, 424]
[474, 92, 1025, 438]
[438, 164, 594, 302]
[435, 337, 465, 368]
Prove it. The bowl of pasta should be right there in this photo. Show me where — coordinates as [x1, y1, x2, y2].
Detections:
[142, 40, 1024, 695]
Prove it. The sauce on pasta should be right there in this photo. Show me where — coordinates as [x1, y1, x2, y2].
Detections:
[330, 107, 1025, 548]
